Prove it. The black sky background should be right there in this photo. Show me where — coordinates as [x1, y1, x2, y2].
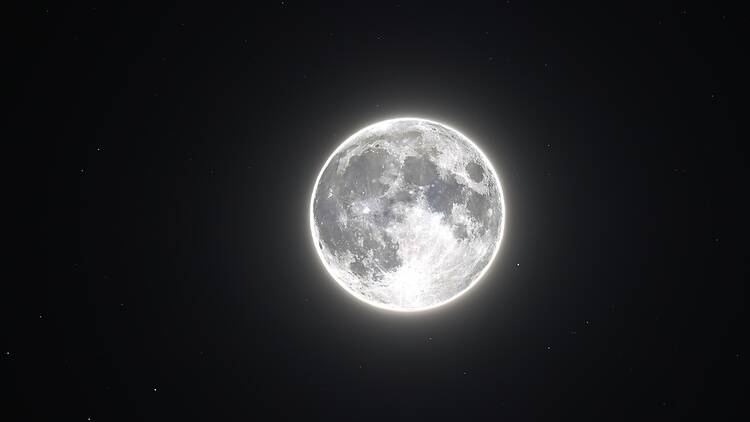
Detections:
[6, 1, 747, 420]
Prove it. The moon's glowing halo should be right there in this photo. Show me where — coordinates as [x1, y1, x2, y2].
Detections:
[309, 117, 507, 313]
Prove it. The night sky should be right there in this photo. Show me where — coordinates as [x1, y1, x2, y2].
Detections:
[8, 2, 747, 420]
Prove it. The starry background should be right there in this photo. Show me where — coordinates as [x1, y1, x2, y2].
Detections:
[7, 1, 747, 420]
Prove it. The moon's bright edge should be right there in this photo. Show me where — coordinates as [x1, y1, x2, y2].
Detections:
[310, 118, 506, 312]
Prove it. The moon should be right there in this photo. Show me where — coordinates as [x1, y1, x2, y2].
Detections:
[310, 118, 505, 312]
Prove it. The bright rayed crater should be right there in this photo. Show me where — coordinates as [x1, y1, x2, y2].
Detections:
[310, 118, 505, 312]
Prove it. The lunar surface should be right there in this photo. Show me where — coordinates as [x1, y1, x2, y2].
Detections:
[310, 118, 505, 311]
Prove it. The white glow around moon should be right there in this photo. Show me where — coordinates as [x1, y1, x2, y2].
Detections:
[310, 118, 506, 312]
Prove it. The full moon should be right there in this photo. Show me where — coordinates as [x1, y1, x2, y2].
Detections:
[310, 118, 505, 312]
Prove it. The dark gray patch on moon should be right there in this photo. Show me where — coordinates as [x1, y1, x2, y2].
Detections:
[402, 156, 438, 186]
[426, 174, 463, 216]
[466, 162, 485, 182]
[340, 149, 392, 197]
